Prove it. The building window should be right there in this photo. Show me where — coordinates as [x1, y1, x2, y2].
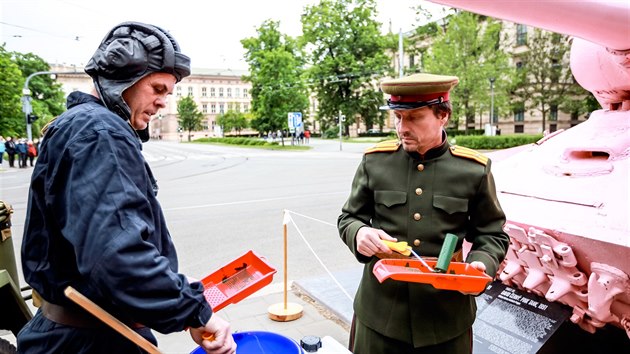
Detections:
[550, 105, 558, 121]
[176, 86, 182, 96]
[201, 120, 209, 131]
[202, 87, 207, 97]
[515, 124, 524, 133]
[219, 88, 224, 97]
[227, 88, 232, 97]
[235, 88, 240, 98]
[211, 104, 216, 113]
[228, 103, 233, 111]
[235, 102, 240, 112]
[219, 103, 224, 114]
[202, 104, 207, 113]
[243, 89, 248, 98]
[187, 87, 193, 97]
[409, 55, 415, 68]
[244, 104, 249, 113]
[210, 88, 216, 97]
[516, 24, 527, 46]
[514, 104, 525, 122]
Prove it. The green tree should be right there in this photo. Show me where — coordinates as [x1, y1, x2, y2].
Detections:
[241, 20, 309, 136]
[515, 29, 589, 131]
[301, 0, 389, 135]
[0, 45, 24, 137]
[423, 12, 514, 131]
[177, 96, 203, 141]
[216, 110, 249, 136]
[14, 52, 66, 138]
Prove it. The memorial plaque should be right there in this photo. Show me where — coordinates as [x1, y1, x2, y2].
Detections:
[473, 281, 571, 354]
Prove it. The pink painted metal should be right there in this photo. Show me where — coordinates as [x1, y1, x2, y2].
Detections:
[429, 0, 630, 338]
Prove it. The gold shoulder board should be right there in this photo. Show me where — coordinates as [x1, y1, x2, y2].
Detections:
[365, 139, 400, 154]
[450, 145, 488, 165]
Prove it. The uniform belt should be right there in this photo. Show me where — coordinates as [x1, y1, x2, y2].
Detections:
[41, 299, 145, 329]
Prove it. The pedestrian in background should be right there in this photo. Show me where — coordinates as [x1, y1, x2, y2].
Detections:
[16, 138, 27, 168]
[304, 130, 310, 144]
[338, 73, 509, 354]
[18, 21, 236, 354]
[27, 140, 37, 167]
[0, 136, 5, 167]
[4, 137, 16, 168]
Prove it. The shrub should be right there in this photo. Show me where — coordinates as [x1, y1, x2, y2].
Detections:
[453, 134, 543, 149]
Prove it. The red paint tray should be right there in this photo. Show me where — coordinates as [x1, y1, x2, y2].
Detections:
[201, 250, 276, 312]
[373, 259, 492, 293]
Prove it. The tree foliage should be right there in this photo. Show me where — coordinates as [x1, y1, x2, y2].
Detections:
[514, 29, 592, 130]
[0, 45, 24, 137]
[176, 96, 203, 141]
[0, 49, 67, 139]
[301, 0, 390, 134]
[15, 52, 66, 129]
[216, 110, 249, 135]
[241, 20, 309, 135]
[423, 12, 514, 130]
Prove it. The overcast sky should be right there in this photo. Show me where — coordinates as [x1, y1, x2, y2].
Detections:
[1, 0, 449, 70]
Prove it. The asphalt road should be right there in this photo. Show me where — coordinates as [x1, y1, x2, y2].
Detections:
[1, 138, 372, 288]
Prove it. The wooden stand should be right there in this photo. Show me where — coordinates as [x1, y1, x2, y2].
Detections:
[268, 212, 303, 322]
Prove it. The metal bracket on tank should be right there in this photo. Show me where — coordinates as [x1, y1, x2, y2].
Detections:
[588, 263, 629, 326]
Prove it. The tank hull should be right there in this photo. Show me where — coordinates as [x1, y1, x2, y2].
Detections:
[492, 110, 630, 336]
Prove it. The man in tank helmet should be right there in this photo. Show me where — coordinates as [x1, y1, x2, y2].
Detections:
[17, 22, 236, 354]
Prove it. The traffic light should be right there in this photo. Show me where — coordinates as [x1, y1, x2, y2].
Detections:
[27, 114, 38, 124]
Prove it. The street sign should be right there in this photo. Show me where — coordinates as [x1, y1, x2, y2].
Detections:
[288, 112, 303, 132]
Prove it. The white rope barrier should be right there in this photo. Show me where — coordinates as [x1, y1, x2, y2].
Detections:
[284, 209, 354, 302]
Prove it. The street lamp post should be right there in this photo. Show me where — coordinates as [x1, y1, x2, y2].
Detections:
[22, 70, 80, 141]
[489, 77, 496, 127]
[338, 111, 345, 151]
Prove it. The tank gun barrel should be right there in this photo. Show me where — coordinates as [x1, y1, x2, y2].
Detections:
[427, 0, 630, 50]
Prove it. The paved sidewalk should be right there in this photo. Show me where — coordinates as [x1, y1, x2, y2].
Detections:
[156, 277, 355, 353]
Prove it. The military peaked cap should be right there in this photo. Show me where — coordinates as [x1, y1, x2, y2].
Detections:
[380, 73, 459, 110]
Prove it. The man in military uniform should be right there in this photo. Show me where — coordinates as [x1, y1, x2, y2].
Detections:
[338, 73, 509, 353]
[17, 22, 235, 354]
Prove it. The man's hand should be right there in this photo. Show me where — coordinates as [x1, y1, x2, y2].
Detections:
[189, 315, 236, 354]
[356, 227, 397, 257]
[459, 261, 487, 296]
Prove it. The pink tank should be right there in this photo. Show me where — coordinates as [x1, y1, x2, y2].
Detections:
[430, 0, 630, 338]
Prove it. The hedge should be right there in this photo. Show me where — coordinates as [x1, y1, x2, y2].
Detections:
[452, 134, 543, 149]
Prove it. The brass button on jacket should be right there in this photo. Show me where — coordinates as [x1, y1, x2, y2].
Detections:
[413, 213, 422, 221]
[413, 239, 421, 247]
[417, 164, 425, 171]
[415, 188, 423, 196]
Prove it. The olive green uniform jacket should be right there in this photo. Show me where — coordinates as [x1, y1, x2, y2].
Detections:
[338, 138, 509, 348]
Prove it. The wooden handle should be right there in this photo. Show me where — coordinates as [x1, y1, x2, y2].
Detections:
[64, 286, 162, 354]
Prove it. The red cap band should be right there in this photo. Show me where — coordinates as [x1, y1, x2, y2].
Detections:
[389, 91, 449, 103]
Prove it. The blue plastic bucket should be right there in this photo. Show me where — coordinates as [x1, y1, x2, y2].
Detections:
[190, 331, 303, 354]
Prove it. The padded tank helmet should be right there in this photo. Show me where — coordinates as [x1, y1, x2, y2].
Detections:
[85, 21, 191, 141]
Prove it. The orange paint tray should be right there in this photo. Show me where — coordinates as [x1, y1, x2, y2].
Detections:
[373, 259, 492, 293]
[201, 250, 276, 312]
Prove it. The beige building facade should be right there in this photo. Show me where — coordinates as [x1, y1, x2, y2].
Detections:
[50, 64, 252, 141]
[387, 20, 587, 136]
